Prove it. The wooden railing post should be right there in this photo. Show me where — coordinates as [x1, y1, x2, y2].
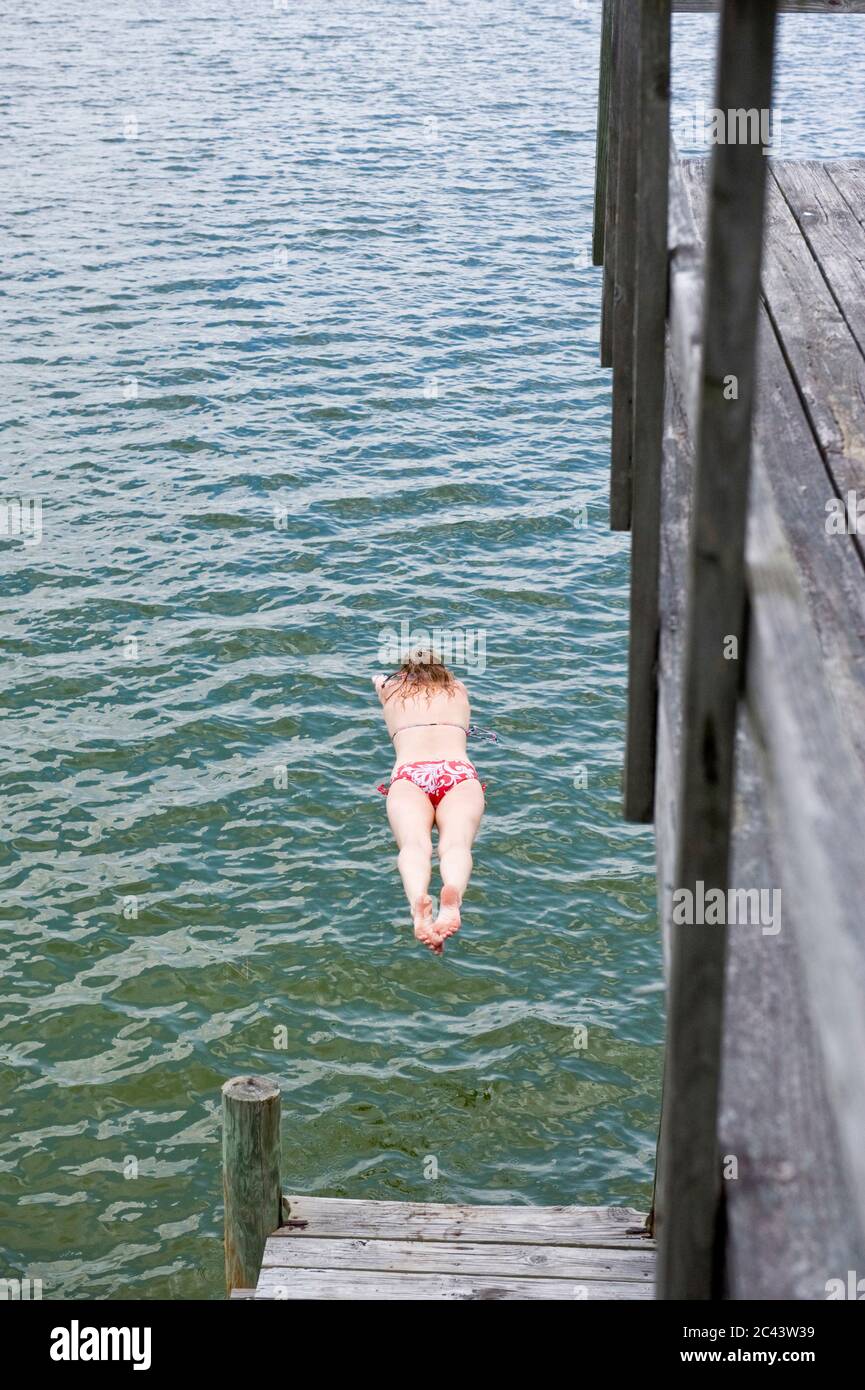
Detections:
[609, 0, 642, 530]
[656, 0, 779, 1300]
[624, 0, 672, 822]
[222, 1075, 282, 1295]
[592, 0, 615, 267]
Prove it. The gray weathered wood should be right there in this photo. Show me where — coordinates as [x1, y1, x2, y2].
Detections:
[601, 0, 624, 367]
[725, 709, 865, 1298]
[593, 0, 615, 267]
[666, 147, 705, 434]
[654, 320, 865, 1300]
[682, 159, 865, 765]
[778, 161, 865, 444]
[744, 467, 865, 1254]
[654, 357, 692, 983]
[662, 156, 865, 1295]
[828, 160, 865, 234]
[263, 1235, 655, 1282]
[682, 152, 865, 785]
[656, 0, 779, 1302]
[275, 1195, 650, 1246]
[254, 1267, 654, 1301]
[222, 1076, 282, 1294]
[722, 701, 864, 1298]
[761, 166, 865, 512]
[790, 163, 865, 358]
[609, 0, 642, 530]
[624, 0, 672, 821]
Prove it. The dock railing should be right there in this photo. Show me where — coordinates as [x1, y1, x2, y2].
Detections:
[594, 0, 865, 1298]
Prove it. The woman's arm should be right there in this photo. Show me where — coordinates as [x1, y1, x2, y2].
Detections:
[372, 673, 388, 705]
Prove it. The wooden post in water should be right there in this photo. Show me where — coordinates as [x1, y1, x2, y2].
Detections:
[222, 1075, 282, 1294]
[592, 0, 615, 267]
[624, 0, 672, 822]
[656, 0, 779, 1300]
[609, 0, 642, 530]
[600, 0, 623, 367]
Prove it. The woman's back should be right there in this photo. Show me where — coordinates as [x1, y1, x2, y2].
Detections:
[383, 681, 471, 767]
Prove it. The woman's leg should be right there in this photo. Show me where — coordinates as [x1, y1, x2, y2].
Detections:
[432, 779, 485, 944]
[386, 780, 437, 950]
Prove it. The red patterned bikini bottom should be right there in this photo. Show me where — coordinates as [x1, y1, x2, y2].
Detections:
[377, 759, 485, 808]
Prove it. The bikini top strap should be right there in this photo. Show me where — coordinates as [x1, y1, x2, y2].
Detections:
[390, 721, 469, 741]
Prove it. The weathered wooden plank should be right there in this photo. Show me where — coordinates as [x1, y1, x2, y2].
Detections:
[624, 0, 672, 821]
[592, 0, 615, 267]
[255, 1267, 654, 1301]
[667, 148, 704, 436]
[277, 1196, 650, 1247]
[601, 0, 623, 367]
[773, 160, 865, 366]
[721, 699, 865, 1298]
[655, 355, 692, 983]
[222, 1076, 282, 1295]
[828, 160, 865, 234]
[262, 1235, 655, 1282]
[744, 465, 865, 1253]
[609, 0, 642, 530]
[760, 166, 865, 512]
[656, 0, 780, 1302]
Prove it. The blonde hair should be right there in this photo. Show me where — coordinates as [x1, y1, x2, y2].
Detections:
[382, 647, 457, 704]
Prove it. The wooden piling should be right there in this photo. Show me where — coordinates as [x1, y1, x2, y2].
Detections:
[600, 0, 623, 367]
[222, 1075, 282, 1295]
[623, 0, 672, 821]
[655, 0, 779, 1302]
[609, 0, 642, 530]
[592, 0, 615, 266]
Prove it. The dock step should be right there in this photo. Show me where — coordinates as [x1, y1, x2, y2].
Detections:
[248, 1197, 655, 1301]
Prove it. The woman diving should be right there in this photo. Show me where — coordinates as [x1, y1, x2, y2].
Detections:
[373, 649, 485, 954]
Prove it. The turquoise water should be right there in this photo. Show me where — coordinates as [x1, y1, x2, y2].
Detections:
[2, 2, 862, 1302]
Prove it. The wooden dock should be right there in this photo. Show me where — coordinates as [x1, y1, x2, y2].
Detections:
[596, 0, 865, 1299]
[658, 150, 865, 1300]
[252, 1197, 653, 1300]
[222, 1079, 655, 1300]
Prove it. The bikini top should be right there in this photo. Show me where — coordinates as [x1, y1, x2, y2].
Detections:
[391, 721, 500, 744]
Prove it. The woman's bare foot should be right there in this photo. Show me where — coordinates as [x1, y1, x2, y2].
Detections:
[431, 884, 461, 948]
[412, 894, 440, 953]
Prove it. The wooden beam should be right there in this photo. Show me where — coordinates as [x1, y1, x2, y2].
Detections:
[254, 1266, 654, 1300]
[666, 149, 705, 434]
[656, 0, 779, 1302]
[609, 0, 642, 529]
[601, 0, 623, 367]
[592, 0, 615, 266]
[272, 1195, 650, 1245]
[624, 0, 672, 821]
[222, 1075, 282, 1294]
[263, 1235, 655, 1281]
